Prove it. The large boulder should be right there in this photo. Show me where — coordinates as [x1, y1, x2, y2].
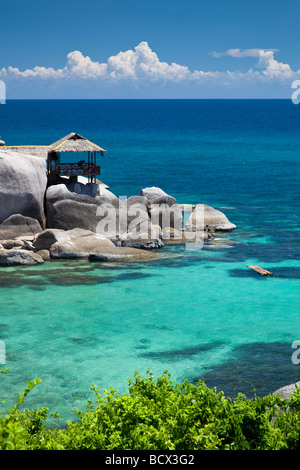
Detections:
[49, 230, 116, 259]
[120, 196, 151, 234]
[273, 382, 300, 400]
[140, 187, 177, 206]
[96, 195, 152, 238]
[0, 150, 47, 227]
[33, 228, 71, 251]
[47, 199, 100, 232]
[96, 199, 152, 240]
[46, 181, 120, 207]
[149, 203, 183, 230]
[186, 204, 236, 231]
[272, 381, 300, 420]
[46, 183, 122, 234]
[140, 187, 183, 230]
[0, 214, 42, 240]
[96, 184, 121, 208]
[0, 248, 44, 265]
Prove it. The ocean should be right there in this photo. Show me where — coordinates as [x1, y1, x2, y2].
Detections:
[0, 99, 299, 422]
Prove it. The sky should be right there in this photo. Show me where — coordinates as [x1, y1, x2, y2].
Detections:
[0, 0, 300, 98]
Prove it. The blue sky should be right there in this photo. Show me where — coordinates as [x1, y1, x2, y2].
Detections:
[1, 0, 300, 98]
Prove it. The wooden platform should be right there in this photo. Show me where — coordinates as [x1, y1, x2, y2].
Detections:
[247, 265, 273, 276]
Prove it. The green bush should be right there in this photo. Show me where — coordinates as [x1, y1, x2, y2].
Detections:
[1, 368, 300, 450]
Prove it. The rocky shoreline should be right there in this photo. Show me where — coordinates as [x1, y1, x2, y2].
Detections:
[0, 149, 236, 265]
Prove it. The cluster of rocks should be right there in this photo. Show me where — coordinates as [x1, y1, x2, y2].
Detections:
[0, 149, 236, 265]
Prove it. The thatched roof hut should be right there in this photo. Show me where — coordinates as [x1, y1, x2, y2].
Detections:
[1, 132, 107, 184]
[47, 132, 106, 183]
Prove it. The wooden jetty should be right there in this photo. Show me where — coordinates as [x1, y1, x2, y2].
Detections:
[247, 265, 273, 276]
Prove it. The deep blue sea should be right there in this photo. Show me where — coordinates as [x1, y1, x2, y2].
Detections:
[0, 99, 299, 422]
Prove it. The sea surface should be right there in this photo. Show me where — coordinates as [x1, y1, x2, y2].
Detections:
[0, 99, 299, 422]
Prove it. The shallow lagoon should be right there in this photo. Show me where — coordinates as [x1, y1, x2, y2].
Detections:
[0, 235, 299, 421]
[0, 99, 299, 422]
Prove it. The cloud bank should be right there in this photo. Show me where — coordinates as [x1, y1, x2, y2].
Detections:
[0, 42, 299, 97]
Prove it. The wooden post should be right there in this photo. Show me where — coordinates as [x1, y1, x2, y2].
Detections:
[92, 151, 96, 183]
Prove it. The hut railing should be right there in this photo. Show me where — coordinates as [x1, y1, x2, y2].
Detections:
[55, 163, 100, 176]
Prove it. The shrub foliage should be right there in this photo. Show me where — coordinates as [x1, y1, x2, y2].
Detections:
[1, 368, 300, 450]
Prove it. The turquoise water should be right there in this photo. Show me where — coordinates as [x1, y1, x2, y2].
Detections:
[0, 99, 299, 422]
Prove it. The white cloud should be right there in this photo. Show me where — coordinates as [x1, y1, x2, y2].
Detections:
[66, 51, 107, 79]
[134, 41, 191, 82]
[212, 48, 278, 58]
[107, 48, 138, 80]
[4, 65, 65, 79]
[0, 42, 299, 86]
[256, 50, 294, 79]
[212, 48, 296, 80]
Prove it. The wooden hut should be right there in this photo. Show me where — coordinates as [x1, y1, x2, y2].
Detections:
[47, 132, 106, 183]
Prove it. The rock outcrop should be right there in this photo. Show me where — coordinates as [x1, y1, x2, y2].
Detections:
[0, 248, 44, 266]
[48, 199, 100, 232]
[0, 214, 42, 240]
[33, 228, 160, 262]
[273, 381, 300, 400]
[0, 150, 47, 227]
[186, 204, 236, 231]
[140, 186, 177, 205]
[46, 183, 155, 240]
[0, 148, 237, 264]
[45, 183, 235, 247]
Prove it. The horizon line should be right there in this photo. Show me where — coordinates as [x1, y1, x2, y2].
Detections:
[2, 97, 292, 101]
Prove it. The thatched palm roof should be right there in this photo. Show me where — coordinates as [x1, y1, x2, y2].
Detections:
[48, 133, 106, 153]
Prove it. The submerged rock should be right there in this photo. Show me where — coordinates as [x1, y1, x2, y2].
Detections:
[116, 233, 164, 250]
[88, 248, 160, 262]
